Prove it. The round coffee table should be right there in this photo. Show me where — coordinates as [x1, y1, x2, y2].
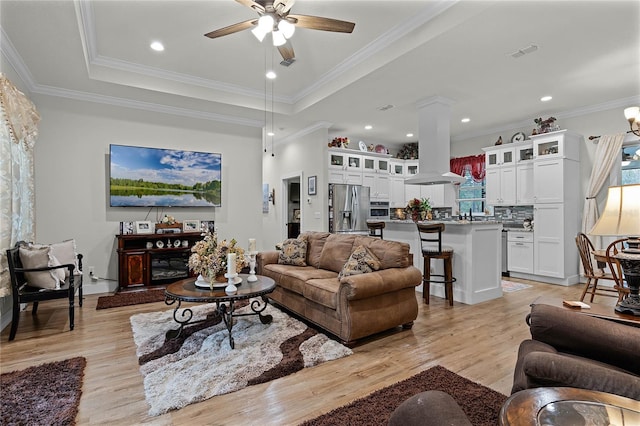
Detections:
[164, 274, 276, 349]
[499, 387, 640, 425]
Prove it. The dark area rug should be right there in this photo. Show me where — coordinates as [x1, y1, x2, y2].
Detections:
[1, 357, 86, 426]
[96, 288, 166, 309]
[300, 365, 507, 426]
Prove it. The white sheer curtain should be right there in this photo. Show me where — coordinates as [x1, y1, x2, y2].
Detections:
[0, 74, 39, 297]
[581, 133, 625, 248]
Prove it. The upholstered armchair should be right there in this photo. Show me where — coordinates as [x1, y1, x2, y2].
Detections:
[511, 304, 640, 400]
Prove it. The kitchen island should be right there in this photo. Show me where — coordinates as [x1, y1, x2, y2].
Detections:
[384, 220, 503, 305]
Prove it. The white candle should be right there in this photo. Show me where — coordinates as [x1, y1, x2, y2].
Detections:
[227, 253, 236, 275]
[248, 238, 256, 252]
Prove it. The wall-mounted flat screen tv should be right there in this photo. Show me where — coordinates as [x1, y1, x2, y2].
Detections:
[109, 144, 221, 207]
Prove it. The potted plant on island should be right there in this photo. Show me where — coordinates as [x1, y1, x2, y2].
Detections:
[405, 197, 432, 222]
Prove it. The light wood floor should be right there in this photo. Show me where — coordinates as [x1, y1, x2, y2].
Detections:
[0, 278, 613, 425]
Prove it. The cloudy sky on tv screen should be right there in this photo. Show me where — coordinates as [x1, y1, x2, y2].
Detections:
[109, 144, 221, 207]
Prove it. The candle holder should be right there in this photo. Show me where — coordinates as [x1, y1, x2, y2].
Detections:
[246, 251, 258, 282]
[224, 272, 238, 294]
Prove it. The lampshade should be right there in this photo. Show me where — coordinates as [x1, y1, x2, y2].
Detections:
[589, 184, 640, 236]
[278, 19, 295, 39]
[272, 30, 286, 47]
[251, 26, 268, 42]
[624, 106, 640, 121]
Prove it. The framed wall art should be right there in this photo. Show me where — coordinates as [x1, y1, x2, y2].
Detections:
[308, 176, 317, 195]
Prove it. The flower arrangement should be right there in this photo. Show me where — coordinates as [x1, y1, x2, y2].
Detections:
[405, 197, 431, 222]
[533, 116, 557, 134]
[188, 231, 247, 285]
[328, 137, 350, 148]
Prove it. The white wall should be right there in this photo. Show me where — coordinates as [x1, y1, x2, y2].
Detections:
[261, 126, 330, 249]
[31, 95, 263, 294]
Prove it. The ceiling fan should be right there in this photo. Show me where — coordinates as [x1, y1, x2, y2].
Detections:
[204, 0, 355, 62]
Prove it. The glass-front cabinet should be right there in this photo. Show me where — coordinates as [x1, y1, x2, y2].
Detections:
[531, 130, 580, 161]
[328, 151, 362, 171]
[390, 160, 405, 176]
[406, 160, 419, 176]
[516, 143, 534, 162]
[486, 146, 516, 168]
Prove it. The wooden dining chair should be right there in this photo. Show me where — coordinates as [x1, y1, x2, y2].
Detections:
[605, 238, 630, 302]
[575, 233, 619, 302]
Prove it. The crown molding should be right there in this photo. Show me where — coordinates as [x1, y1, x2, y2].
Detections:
[452, 95, 640, 143]
[292, 1, 458, 105]
[275, 121, 332, 146]
[1, 26, 38, 92]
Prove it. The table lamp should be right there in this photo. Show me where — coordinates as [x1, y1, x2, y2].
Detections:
[589, 184, 640, 315]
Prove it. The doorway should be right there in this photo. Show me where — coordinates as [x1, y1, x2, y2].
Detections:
[283, 173, 302, 239]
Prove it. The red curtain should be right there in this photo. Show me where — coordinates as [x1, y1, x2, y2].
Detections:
[450, 154, 485, 182]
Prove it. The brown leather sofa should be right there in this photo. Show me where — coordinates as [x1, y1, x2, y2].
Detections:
[257, 231, 422, 344]
[511, 303, 640, 400]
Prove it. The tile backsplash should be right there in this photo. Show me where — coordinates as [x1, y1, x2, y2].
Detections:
[494, 205, 534, 228]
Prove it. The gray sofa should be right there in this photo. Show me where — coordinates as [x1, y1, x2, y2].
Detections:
[257, 231, 422, 344]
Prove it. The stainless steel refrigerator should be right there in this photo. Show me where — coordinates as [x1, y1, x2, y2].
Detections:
[328, 184, 371, 234]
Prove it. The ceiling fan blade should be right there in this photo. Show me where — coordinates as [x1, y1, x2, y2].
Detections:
[204, 19, 257, 39]
[277, 40, 295, 61]
[235, 0, 265, 14]
[288, 14, 355, 33]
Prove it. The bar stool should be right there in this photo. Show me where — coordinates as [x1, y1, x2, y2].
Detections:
[367, 221, 385, 239]
[417, 223, 456, 306]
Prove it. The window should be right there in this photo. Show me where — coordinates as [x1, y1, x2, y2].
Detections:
[457, 166, 492, 215]
[622, 144, 640, 185]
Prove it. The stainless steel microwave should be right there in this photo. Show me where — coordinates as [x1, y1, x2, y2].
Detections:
[369, 201, 390, 219]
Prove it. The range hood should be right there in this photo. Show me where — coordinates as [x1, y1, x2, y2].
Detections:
[404, 96, 465, 185]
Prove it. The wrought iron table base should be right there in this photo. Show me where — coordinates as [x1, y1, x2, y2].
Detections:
[164, 296, 273, 348]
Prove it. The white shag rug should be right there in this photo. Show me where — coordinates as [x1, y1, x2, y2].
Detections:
[130, 301, 353, 416]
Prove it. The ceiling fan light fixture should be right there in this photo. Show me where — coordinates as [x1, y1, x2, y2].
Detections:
[251, 26, 268, 42]
[278, 19, 295, 39]
[272, 30, 286, 47]
[257, 14, 275, 32]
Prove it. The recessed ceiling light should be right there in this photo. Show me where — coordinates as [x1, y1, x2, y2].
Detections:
[266, 70, 277, 79]
[267, 131, 275, 136]
[406, 133, 414, 138]
[461, 118, 470, 123]
[540, 95, 553, 102]
[150, 41, 164, 52]
[364, 125, 373, 130]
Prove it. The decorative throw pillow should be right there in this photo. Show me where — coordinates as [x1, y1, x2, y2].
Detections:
[18, 246, 66, 289]
[48, 239, 79, 276]
[338, 245, 381, 280]
[278, 237, 308, 266]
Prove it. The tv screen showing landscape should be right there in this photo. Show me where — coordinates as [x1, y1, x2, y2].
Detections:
[109, 144, 221, 207]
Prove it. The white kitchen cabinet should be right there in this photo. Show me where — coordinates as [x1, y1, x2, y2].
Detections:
[328, 170, 363, 185]
[533, 204, 566, 278]
[328, 150, 363, 172]
[532, 129, 580, 161]
[507, 231, 534, 273]
[421, 185, 445, 207]
[533, 159, 565, 204]
[363, 173, 390, 201]
[390, 160, 405, 176]
[389, 176, 406, 207]
[516, 162, 534, 205]
[406, 160, 419, 176]
[404, 183, 421, 202]
[485, 166, 516, 205]
[485, 146, 516, 169]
